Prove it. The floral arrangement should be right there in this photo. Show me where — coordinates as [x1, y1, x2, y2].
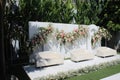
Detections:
[78, 26, 88, 37]
[30, 24, 53, 50]
[91, 27, 112, 47]
[56, 26, 88, 45]
[30, 25, 88, 49]
[56, 30, 74, 45]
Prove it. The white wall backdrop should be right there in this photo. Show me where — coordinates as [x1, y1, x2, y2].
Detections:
[29, 21, 100, 58]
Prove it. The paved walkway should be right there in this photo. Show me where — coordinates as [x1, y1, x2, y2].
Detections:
[101, 73, 120, 80]
[24, 55, 120, 80]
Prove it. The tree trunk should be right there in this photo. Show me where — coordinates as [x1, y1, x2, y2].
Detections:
[0, 0, 7, 80]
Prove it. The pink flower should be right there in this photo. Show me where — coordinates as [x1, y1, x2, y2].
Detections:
[79, 31, 85, 35]
[67, 38, 72, 42]
[74, 28, 79, 32]
[60, 31, 65, 38]
[79, 31, 82, 35]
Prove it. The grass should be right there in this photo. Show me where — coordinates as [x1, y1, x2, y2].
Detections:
[118, 52, 120, 54]
[66, 63, 120, 80]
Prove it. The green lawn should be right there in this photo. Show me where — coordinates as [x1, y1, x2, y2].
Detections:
[66, 63, 120, 80]
[118, 52, 120, 54]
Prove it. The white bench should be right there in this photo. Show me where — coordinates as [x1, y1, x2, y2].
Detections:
[95, 47, 117, 58]
[35, 51, 64, 67]
[70, 49, 94, 62]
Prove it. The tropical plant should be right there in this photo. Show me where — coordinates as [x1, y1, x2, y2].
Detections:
[19, 0, 74, 23]
[99, 0, 120, 31]
[59, 0, 74, 23]
[74, 0, 103, 25]
[4, 0, 27, 54]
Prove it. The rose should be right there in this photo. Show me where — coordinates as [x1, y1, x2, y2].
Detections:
[74, 28, 79, 33]
[60, 32, 65, 38]
[68, 38, 72, 42]
[79, 31, 83, 35]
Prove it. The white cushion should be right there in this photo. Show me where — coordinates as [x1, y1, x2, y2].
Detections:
[95, 47, 117, 57]
[35, 51, 64, 67]
[70, 49, 94, 62]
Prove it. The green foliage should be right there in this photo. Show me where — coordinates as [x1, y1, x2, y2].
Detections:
[99, 0, 120, 31]
[74, 0, 103, 25]
[4, 0, 29, 54]
[19, 0, 74, 23]
[59, 0, 74, 23]
[107, 21, 120, 31]
[4, 0, 120, 55]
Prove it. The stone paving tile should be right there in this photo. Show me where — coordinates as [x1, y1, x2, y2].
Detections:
[100, 73, 120, 80]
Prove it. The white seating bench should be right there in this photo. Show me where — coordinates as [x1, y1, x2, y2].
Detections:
[70, 49, 94, 62]
[95, 47, 117, 58]
[35, 51, 64, 67]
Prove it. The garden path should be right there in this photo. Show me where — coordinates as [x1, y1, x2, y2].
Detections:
[101, 72, 120, 80]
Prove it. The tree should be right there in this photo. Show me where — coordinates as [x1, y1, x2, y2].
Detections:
[0, 0, 7, 80]
[74, 0, 103, 25]
[99, 0, 120, 31]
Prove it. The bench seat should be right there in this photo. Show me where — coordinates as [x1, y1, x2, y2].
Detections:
[35, 51, 64, 67]
[95, 47, 117, 58]
[70, 49, 94, 62]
